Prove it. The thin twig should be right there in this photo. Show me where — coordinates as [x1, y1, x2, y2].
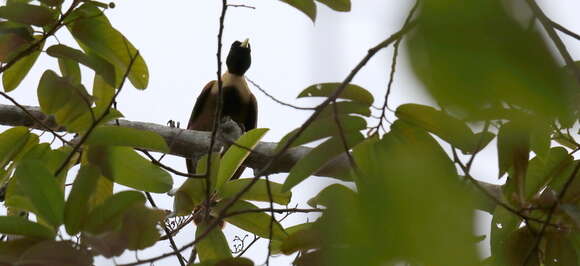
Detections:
[331, 100, 358, 172]
[144, 192, 186, 266]
[525, 0, 580, 86]
[138, 149, 205, 179]
[204, 0, 229, 219]
[224, 207, 323, 218]
[54, 51, 140, 177]
[369, 0, 418, 135]
[227, 3, 255, 9]
[246, 77, 315, 110]
[550, 19, 580, 42]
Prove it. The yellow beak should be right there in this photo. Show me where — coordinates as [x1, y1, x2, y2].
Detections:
[241, 38, 250, 48]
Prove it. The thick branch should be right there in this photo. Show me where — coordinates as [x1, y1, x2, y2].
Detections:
[0, 103, 501, 212]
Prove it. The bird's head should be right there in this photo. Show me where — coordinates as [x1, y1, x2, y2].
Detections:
[226, 38, 251, 76]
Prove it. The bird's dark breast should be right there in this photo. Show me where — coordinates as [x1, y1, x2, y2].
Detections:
[222, 86, 250, 127]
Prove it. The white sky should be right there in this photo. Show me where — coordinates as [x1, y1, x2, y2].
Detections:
[2, 0, 580, 265]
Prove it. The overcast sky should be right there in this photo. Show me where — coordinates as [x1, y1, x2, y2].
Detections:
[2, 0, 580, 265]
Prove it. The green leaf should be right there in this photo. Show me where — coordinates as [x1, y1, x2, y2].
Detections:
[92, 72, 115, 107]
[283, 133, 363, 191]
[0, 3, 56, 27]
[316, 0, 350, 11]
[318, 101, 371, 118]
[524, 147, 572, 200]
[2, 41, 42, 92]
[195, 221, 232, 262]
[84, 190, 145, 234]
[216, 200, 287, 240]
[58, 58, 81, 85]
[216, 128, 268, 190]
[407, 1, 575, 121]
[497, 122, 530, 179]
[172, 190, 195, 216]
[218, 179, 291, 205]
[395, 104, 481, 153]
[64, 164, 100, 235]
[121, 206, 165, 250]
[530, 122, 552, 160]
[280, 228, 321, 255]
[276, 115, 366, 151]
[0, 216, 54, 239]
[69, 4, 149, 89]
[88, 146, 173, 193]
[0, 127, 32, 168]
[298, 83, 374, 105]
[37, 70, 91, 115]
[197, 153, 220, 192]
[490, 206, 522, 264]
[279, 0, 316, 22]
[270, 223, 314, 254]
[307, 183, 356, 207]
[85, 126, 169, 153]
[14, 160, 65, 228]
[47, 44, 116, 86]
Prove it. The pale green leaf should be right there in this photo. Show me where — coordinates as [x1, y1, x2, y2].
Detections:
[216, 128, 268, 190]
[0, 3, 56, 26]
[195, 221, 232, 262]
[298, 83, 373, 105]
[85, 126, 169, 153]
[84, 190, 145, 234]
[0, 216, 54, 239]
[218, 179, 291, 205]
[217, 200, 287, 240]
[64, 164, 100, 235]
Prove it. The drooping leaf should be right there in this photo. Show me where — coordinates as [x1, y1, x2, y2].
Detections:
[279, 0, 316, 22]
[65, 106, 123, 133]
[47, 44, 116, 86]
[270, 223, 314, 254]
[530, 122, 552, 160]
[307, 183, 356, 207]
[85, 126, 169, 153]
[396, 104, 482, 153]
[316, 0, 350, 11]
[13, 160, 65, 228]
[216, 128, 268, 190]
[218, 179, 291, 205]
[64, 164, 100, 235]
[497, 122, 530, 176]
[280, 227, 322, 255]
[87, 146, 173, 193]
[276, 115, 366, 151]
[69, 4, 149, 89]
[92, 72, 115, 107]
[0, 3, 56, 27]
[298, 83, 374, 105]
[121, 206, 166, 250]
[283, 133, 363, 191]
[58, 57, 82, 85]
[83, 190, 145, 234]
[37, 70, 91, 116]
[216, 200, 287, 240]
[2, 39, 42, 92]
[0, 216, 54, 239]
[0, 127, 32, 168]
[195, 220, 232, 262]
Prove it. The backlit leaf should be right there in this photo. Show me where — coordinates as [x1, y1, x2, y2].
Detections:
[279, 0, 316, 22]
[85, 126, 169, 153]
[84, 190, 145, 234]
[64, 164, 100, 235]
[298, 83, 373, 105]
[217, 200, 287, 240]
[2, 39, 42, 92]
[218, 179, 291, 205]
[316, 0, 350, 11]
[216, 128, 268, 190]
[196, 220, 232, 262]
[0, 3, 56, 26]
[0, 216, 54, 239]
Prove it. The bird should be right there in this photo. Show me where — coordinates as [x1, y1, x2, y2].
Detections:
[186, 39, 257, 179]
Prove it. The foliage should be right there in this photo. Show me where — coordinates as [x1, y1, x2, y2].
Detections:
[0, 0, 579, 265]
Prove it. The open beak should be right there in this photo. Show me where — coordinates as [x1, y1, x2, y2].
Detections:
[241, 38, 250, 48]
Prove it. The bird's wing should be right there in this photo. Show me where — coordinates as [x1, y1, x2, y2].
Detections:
[186, 80, 215, 174]
[187, 80, 215, 130]
[245, 93, 258, 131]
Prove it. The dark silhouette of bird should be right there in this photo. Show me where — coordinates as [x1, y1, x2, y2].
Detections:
[186, 39, 257, 179]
